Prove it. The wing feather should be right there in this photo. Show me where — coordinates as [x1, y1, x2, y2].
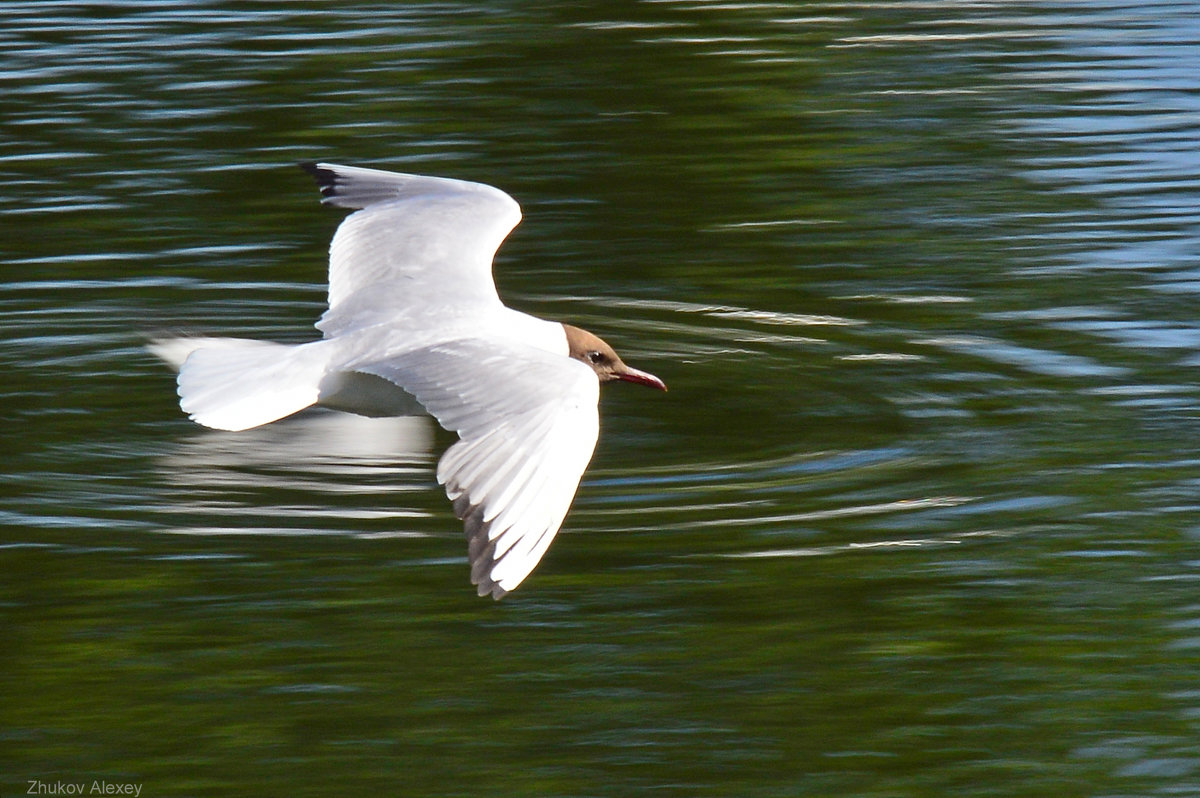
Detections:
[301, 163, 522, 337]
[358, 339, 600, 598]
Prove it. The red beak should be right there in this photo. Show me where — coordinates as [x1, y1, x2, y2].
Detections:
[616, 366, 667, 391]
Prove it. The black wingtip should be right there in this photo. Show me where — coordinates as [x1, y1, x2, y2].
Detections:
[298, 161, 338, 200]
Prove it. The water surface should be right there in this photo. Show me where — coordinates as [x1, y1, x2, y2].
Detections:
[5, 2, 1200, 796]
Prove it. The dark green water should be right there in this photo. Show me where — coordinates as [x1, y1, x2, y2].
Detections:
[6, 2, 1200, 795]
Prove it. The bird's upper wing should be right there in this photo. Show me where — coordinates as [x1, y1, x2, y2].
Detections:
[357, 338, 600, 598]
[301, 163, 522, 337]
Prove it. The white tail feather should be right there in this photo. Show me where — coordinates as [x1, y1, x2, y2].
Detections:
[155, 338, 328, 432]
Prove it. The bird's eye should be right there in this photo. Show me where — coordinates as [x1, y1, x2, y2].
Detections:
[587, 351, 605, 364]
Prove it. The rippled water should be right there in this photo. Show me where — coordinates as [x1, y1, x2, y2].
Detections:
[6, 2, 1200, 796]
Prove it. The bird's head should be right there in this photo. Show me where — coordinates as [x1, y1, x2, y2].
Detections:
[564, 324, 667, 391]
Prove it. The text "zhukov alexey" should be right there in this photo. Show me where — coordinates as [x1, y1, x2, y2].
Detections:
[28, 781, 142, 797]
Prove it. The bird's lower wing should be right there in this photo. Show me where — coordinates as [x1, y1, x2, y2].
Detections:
[357, 339, 600, 598]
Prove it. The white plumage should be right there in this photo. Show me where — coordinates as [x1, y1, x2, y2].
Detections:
[153, 162, 664, 598]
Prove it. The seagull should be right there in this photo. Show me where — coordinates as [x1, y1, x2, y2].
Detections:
[151, 162, 666, 599]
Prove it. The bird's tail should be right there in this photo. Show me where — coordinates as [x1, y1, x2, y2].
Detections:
[149, 337, 329, 431]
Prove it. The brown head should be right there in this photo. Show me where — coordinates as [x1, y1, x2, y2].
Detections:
[563, 324, 667, 391]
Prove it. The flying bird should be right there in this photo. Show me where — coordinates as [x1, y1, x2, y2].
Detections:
[152, 162, 666, 598]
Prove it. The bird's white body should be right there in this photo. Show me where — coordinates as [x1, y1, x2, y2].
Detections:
[158, 304, 571, 429]
[152, 163, 661, 598]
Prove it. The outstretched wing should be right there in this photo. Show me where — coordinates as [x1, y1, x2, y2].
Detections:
[358, 338, 600, 598]
[300, 162, 522, 337]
